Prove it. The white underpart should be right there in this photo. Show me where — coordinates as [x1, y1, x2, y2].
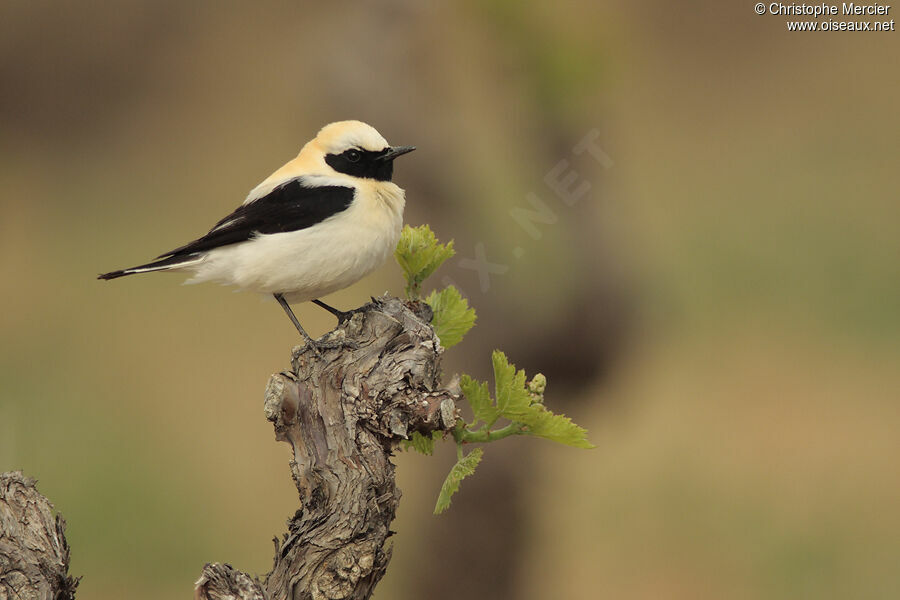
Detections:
[183, 181, 405, 303]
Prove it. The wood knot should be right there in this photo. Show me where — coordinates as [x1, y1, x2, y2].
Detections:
[311, 543, 376, 600]
[194, 563, 265, 600]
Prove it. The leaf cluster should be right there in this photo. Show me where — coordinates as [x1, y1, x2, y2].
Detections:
[394, 225, 593, 514]
[395, 225, 475, 349]
[394, 225, 456, 301]
[433, 351, 593, 513]
[462, 351, 593, 449]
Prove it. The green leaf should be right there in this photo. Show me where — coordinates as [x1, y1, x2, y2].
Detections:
[426, 286, 476, 349]
[394, 225, 455, 299]
[491, 350, 532, 422]
[460, 374, 499, 427]
[434, 447, 484, 514]
[518, 405, 595, 449]
[484, 352, 594, 448]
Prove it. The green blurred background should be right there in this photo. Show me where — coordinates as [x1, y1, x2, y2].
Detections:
[2, 2, 899, 599]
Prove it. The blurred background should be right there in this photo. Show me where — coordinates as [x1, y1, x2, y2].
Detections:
[2, 1, 899, 598]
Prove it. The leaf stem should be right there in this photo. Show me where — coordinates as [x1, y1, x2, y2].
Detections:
[458, 423, 525, 444]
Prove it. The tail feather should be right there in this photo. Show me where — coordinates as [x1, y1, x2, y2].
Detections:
[98, 254, 202, 280]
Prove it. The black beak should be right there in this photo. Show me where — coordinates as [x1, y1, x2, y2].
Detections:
[378, 145, 416, 161]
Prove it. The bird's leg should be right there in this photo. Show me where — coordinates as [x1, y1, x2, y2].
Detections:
[275, 294, 358, 357]
[312, 299, 356, 325]
[274, 293, 324, 357]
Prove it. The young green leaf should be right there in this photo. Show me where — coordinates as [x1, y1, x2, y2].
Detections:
[478, 353, 595, 448]
[434, 447, 484, 514]
[491, 350, 533, 422]
[518, 406, 595, 449]
[460, 374, 500, 427]
[426, 286, 476, 349]
[394, 225, 455, 299]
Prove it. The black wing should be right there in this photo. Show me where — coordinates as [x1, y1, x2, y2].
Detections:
[160, 179, 355, 258]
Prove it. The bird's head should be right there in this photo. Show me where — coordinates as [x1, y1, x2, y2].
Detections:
[310, 120, 415, 182]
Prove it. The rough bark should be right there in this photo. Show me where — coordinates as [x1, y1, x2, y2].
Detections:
[1, 295, 457, 600]
[199, 295, 459, 600]
[0, 472, 79, 600]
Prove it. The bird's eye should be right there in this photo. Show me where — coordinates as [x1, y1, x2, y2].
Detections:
[346, 150, 361, 163]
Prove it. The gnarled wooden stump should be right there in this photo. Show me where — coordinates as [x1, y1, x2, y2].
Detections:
[0, 472, 79, 600]
[200, 295, 459, 600]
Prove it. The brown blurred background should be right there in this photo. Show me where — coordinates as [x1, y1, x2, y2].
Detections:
[2, 2, 899, 599]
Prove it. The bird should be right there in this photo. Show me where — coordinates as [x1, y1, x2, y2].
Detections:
[99, 120, 415, 353]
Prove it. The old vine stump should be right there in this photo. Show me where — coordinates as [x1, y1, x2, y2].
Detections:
[0, 472, 79, 600]
[198, 295, 459, 600]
